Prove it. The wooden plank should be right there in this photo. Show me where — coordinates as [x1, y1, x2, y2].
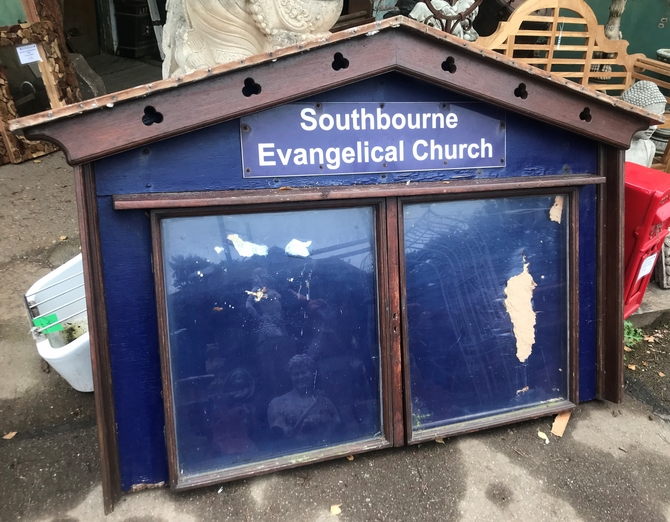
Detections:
[597, 145, 624, 402]
[569, 188, 580, 402]
[385, 198, 405, 446]
[149, 212, 179, 488]
[20, 0, 40, 23]
[74, 164, 122, 513]
[36, 44, 66, 109]
[408, 400, 576, 444]
[375, 199, 399, 446]
[174, 438, 391, 491]
[113, 175, 606, 210]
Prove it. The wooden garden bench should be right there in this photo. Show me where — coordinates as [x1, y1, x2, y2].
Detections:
[476, 0, 670, 171]
[476, 0, 670, 102]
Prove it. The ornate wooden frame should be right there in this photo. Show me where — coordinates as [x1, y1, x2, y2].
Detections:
[0, 16, 80, 164]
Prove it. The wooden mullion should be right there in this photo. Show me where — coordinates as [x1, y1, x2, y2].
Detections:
[385, 197, 405, 446]
[569, 188, 580, 403]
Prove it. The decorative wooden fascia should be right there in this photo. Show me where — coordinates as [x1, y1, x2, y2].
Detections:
[9, 17, 662, 166]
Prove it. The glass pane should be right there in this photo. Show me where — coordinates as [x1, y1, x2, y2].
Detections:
[404, 195, 568, 433]
[160, 206, 382, 478]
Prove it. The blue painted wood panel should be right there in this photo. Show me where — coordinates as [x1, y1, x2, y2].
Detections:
[95, 74, 597, 196]
[93, 72, 600, 489]
[578, 185, 598, 401]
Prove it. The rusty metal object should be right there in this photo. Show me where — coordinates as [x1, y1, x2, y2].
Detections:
[415, 0, 485, 33]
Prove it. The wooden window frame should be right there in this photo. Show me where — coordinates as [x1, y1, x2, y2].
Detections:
[397, 186, 582, 444]
[142, 174, 597, 490]
[150, 198, 397, 490]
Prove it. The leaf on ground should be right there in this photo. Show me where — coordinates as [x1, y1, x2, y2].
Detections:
[628, 364, 636, 371]
[59, 235, 67, 241]
[346, 455, 354, 461]
[435, 437, 445, 444]
[644, 336, 655, 343]
[330, 504, 342, 516]
[33, 159, 42, 163]
[660, 372, 666, 378]
[624, 346, 632, 352]
[2, 431, 17, 440]
[538, 431, 549, 444]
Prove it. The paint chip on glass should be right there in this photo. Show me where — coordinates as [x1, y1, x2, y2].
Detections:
[504, 258, 537, 363]
[285, 239, 312, 258]
[227, 234, 268, 257]
[549, 195, 564, 224]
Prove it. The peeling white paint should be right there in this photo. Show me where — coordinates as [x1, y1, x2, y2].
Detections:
[549, 195, 564, 224]
[214, 246, 224, 254]
[285, 239, 312, 258]
[504, 259, 537, 363]
[227, 234, 268, 257]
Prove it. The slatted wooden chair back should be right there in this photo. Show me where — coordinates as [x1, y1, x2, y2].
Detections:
[634, 57, 670, 105]
[476, 0, 642, 97]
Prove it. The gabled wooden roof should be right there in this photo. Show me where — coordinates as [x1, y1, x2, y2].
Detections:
[9, 16, 661, 164]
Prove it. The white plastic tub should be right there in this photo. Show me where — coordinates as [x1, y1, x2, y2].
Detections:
[24, 254, 93, 392]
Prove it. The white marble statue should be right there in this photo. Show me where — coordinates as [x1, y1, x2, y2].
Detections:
[409, 0, 479, 41]
[621, 81, 667, 167]
[163, 0, 344, 78]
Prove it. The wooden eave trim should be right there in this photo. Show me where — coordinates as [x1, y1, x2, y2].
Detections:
[9, 17, 660, 129]
[9, 19, 658, 165]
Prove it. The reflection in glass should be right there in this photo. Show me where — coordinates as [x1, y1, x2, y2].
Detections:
[160, 207, 381, 478]
[0, 46, 50, 117]
[404, 196, 568, 433]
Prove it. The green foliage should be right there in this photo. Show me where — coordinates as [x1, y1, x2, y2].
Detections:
[624, 320, 644, 347]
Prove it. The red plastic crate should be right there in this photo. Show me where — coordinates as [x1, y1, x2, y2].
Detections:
[623, 162, 670, 319]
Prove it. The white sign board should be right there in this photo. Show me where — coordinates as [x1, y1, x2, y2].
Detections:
[637, 253, 658, 280]
[16, 44, 42, 65]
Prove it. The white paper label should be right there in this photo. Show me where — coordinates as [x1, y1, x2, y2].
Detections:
[637, 253, 658, 280]
[16, 44, 42, 65]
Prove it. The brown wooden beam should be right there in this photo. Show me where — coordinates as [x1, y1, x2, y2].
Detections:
[597, 145, 625, 402]
[74, 164, 122, 513]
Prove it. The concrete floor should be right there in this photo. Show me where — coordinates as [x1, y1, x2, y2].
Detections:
[87, 54, 162, 95]
[631, 283, 670, 328]
[1, 152, 670, 521]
